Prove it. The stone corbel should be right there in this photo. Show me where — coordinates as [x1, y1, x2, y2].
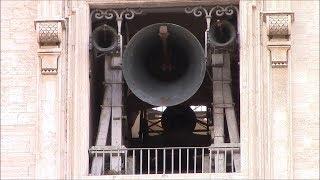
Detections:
[263, 12, 294, 40]
[267, 44, 290, 68]
[38, 49, 61, 75]
[263, 12, 294, 68]
[35, 19, 65, 75]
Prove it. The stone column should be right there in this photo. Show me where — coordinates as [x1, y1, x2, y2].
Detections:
[35, 0, 66, 178]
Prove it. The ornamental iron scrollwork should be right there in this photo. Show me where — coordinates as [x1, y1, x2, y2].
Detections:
[91, 8, 142, 21]
[185, 5, 238, 18]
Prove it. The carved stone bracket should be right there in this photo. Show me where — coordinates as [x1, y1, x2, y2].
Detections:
[263, 12, 294, 40]
[35, 19, 65, 46]
[263, 12, 294, 68]
[267, 15, 290, 37]
[35, 19, 65, 75]
[268, 45, 290, 68]
[38, 49, 61, 75]
[38, 22, 61, 46]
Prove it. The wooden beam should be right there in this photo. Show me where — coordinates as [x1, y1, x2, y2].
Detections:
[90, 56, 113, 175]
[211, 53, 225, 173]
[222, 53, 240, 172]
[110, 56, 124, 172]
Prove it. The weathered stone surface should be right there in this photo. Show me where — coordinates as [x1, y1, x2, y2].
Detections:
[291, 0, 319, 179]
[0, 0, 38, 178]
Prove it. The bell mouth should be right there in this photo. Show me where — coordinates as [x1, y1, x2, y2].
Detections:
[208, 20, 236, 47]
[92, 24, 118, 52]
[123, 23, 205, 107]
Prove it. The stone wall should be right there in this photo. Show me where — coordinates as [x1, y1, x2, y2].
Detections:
[291, 0, 319, 179]
[1, 0, 38, 178]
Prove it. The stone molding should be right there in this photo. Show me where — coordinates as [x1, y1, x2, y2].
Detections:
[35, 19, 65, 75]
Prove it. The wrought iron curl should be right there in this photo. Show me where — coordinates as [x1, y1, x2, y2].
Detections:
[123, 9, 143, 20]
[91, 8, 142, 21]
[185, 5, 238, 18]
[91, 9, 114, 20]
[104, 10, 115, 19]
[215, 5, 238, 17]
[185, 6, 204, 17]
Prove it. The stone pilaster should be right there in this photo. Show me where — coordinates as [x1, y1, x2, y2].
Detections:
[35, 1, 66, 178]
[263, 10, 294, 179]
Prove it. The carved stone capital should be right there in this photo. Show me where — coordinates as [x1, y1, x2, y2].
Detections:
[38, 49, 61, 75]
[268, 45, 290, 68]
[263, 12, 294, 40]
[36, 20, 63, 46]
[267, 15, 290, 37]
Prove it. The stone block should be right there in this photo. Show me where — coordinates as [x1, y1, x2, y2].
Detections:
[17, 113, 37, 125]
[0, 113, 18, 125]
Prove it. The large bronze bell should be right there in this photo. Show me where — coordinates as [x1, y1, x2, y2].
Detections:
[123, 23, 205, 106]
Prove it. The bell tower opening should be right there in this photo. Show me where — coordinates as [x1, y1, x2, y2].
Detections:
[89, 6, 240, 175]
